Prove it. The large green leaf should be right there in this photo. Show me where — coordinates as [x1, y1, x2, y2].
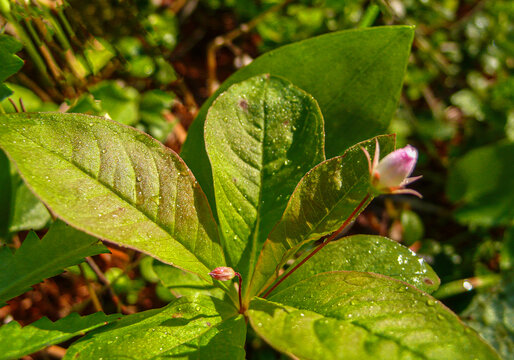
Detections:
[205, 75, 324, 287]
[181, 26, 414, 212]
[64, 295, 246, 360]
[249, 272, 500, 360]
[0, 113, 225, 283]
[0, 312, 120, 360]
[0, 221, 108, 306]
[273, 235, 440, 294]
[447, 141, 514, 226]
[0, 34, 23, 102]
[248, 135, 395, 298]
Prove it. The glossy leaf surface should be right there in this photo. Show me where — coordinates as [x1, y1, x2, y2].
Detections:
[64, 296, 246, 360]
[205, 75, 324, 286]
[249, 135, 395, 297]
[0, 221, 108, 306]
[0, 113, 225, 282]
[249, 272, 500, 360]
[273, 235, 440, 294]
[181, 26, 414, 211]
[0, 312, 119, 360]
[153, 260, 224, 299]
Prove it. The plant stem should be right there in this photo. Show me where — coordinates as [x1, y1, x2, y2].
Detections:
[78, 263, 103, 312]
[206, 0, 293, 94]
[235, 272, 244, 313]
[86, 257, 125, 314]
[262, 194, 371, 299]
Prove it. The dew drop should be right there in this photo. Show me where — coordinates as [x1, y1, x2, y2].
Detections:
[136, 176, 142, 182]
[426, 299, 437, 306]
[462, 280, 473, 291]
[101, 149, 107, 154]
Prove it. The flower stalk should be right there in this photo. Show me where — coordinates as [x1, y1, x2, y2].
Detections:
[261, 194, 371, 299]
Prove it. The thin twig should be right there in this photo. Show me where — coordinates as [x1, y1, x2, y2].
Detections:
[207, 0, 293, 94]
[86, 257, 125, 313]
[19, 98, 26, 112]
[8, 98, 19, 113]
[78, 263, 103, 312]
[262, 194, 371, 299]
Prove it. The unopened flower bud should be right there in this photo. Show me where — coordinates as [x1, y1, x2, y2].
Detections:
[209, 267, 236, 281]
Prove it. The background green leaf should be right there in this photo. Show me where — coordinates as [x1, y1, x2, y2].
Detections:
[249, 272, 500, 360]
[273, 235, 440, 294]
[461, 280, 514, 360]
[0, 34, 23, 102]
[205, 74, 324, 289]
[64, 296, 246, 360]
[89, 81, 140, 126]
[0, 112, 225, 283]
[181, 26, 414, 212]
[249, 135, 395, 298]
[8, 173, 51, 232]
[447, 141, 514, 226]
[0, 312, 120, 360]
[0, 221, 108, 306]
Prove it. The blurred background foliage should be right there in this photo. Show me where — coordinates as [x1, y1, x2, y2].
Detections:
[0, 0, 512, 358]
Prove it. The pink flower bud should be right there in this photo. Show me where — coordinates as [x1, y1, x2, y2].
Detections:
[362, 140, 422, 198]
[374, 145, 418, 188]
[209, 267, 236, 281]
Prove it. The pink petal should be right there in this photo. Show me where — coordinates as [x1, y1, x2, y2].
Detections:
[374, 145, 418, 188]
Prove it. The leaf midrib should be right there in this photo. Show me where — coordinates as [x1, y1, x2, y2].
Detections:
[246, 79, 270, 286]
[3, 123, 212, 277]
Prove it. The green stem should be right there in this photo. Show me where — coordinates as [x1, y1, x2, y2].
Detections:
[359, 4, 380, 28]
[262, 193, 371, 299]
[2, 12, 53, 87]
[433, 274, 501, 299]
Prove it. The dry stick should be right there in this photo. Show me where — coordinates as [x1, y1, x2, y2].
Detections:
[7, 98, 19, 113]
[206, 0, 293, 94]
[78, 263, 103, 312]
[262, 194, 371, 299]
[19, 98, 26, 112]
[16, 73, 53, 102]
[86, 257, 126, 314]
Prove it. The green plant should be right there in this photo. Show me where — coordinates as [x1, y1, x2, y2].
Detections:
[0, 23, 503, 359]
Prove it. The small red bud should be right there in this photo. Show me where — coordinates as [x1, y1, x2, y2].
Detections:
[209, 267, 236, 281]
